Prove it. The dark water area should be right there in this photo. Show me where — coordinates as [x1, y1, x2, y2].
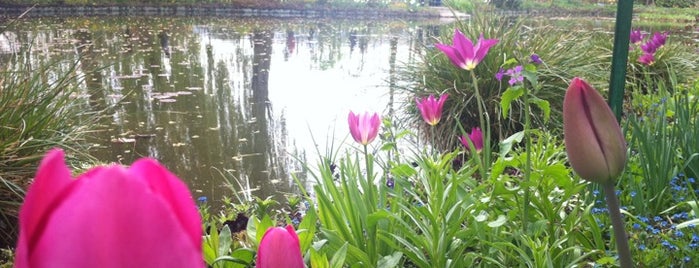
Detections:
[0, 16, 442, 207]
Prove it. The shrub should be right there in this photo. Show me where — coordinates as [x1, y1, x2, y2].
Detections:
[655, 0, 697, 8]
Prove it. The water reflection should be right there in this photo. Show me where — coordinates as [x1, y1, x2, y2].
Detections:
[2, 17, 435, 208]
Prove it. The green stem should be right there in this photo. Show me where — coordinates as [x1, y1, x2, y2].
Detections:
[522, 88, 532, 232]
[603, 182, 633, 268]
[469, 70, 489, 179]
[363, 144, 378, 262]
[430, 126, 436, 157]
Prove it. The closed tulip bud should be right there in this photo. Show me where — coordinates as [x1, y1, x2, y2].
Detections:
[256, 225, 305, 268]
[563, 78, 627, 184]
[15, 149, 204, 268]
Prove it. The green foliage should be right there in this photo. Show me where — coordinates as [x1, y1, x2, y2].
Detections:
[490, 0, 521, 9]
[399, 13, 604, 152]
[0, 51, 98, 247]
[624, 79, 699, 216]
[655, 0, 697, 8]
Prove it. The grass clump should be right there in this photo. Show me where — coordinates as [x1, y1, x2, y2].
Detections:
[0, 49, 98, 248]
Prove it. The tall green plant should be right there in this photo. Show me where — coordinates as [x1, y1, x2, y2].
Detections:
[398, 12, 605, 153]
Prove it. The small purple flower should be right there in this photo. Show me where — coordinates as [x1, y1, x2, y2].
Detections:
[530, 54, 542, 64]
[386, 177, 395, 189]
[504, 65, 523, 86]
[495, 68, 505, 81]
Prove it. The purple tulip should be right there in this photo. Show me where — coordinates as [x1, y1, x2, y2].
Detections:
[416, 94, 449, 126]
[459, 127, 484, 152]
[629, 29, 644, 44]
[638, 53, 655, 66]
[435, 29, 498, 71]
[563, 78, 627, 184]
[256, 225, 304, 268]
[348, 111, 381, 145]
[15, 149, 204, 268]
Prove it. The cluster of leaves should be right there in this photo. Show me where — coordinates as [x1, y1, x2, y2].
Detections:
[0, 45, 99, 248]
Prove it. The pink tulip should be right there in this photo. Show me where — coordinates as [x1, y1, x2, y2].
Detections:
[637, 53, 655, 66]
[256, 225, 304, 268]
[435, 29, 498, 71]
[348, 111, 381, 145]
[563, 78, 627, 184]
[416, 94, 448, 126]
[15, 149, 204, 268]
[459, 127, 483, 152]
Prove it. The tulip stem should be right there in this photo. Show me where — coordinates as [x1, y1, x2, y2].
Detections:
[603, 181, 633, 268]
[522, 86, 532, 232]
[469, 70, 489, 179]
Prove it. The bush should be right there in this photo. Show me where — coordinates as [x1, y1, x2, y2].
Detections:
[655, 0, 697, 8]
[490, 0, 522, 9]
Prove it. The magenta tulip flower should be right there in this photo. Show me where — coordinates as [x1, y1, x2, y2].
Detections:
[638, 53, 655, 66]
[256, 225, 304, 268]
[416, 94, 448, 126]
[14, 149, 204, 268]
[459, 127, 483, 152]
[435, 29, 498, 71]
[563, 78, 627, 184]
[348, 111, 381, 145]
[629, 29, 644, 44]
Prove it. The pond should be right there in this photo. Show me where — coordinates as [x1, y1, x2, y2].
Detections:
[1, 16, 442, 206]
[2, 15, 696, 209]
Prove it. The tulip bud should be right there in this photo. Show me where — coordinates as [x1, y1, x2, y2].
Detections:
[257, 225, 305, 268]
[348, 111, 381, 145]
[563, 77, 627, 183]
[15, 149, 204, 267]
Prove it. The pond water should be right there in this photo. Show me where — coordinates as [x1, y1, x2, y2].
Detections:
[2, 15, 696, 209]
[1, 16, 442, 206]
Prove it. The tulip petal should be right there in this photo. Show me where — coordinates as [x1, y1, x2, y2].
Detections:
[29, 166, 204, 267]
[453, 29, 474, 60]
[434, 44, 465, 69]
[16, 149, 75, 266]
[129, 158, 203, 251]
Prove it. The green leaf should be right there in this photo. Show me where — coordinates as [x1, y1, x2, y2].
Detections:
[230, 248, 255, 267]
[376, 252, 403, 268]
[330, 242, 349, 268]
[380, 142, 396, 151]
[367, 210, 391, 230]
[310, 246, 329, 268]
[677, 218, 699, 229]
[246, 216, 257, 246]
[390, 163, 417, 178]
[498, 131, 524, 158]
[500, 86, 524, 119]
[529, 97, 550, 122]
[298, 206, 318, 253]
[523, 63, 538, 87]
[218, 225, 232, 257]
[487, 215, 507, 228]
[256, 214, 274, 245]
